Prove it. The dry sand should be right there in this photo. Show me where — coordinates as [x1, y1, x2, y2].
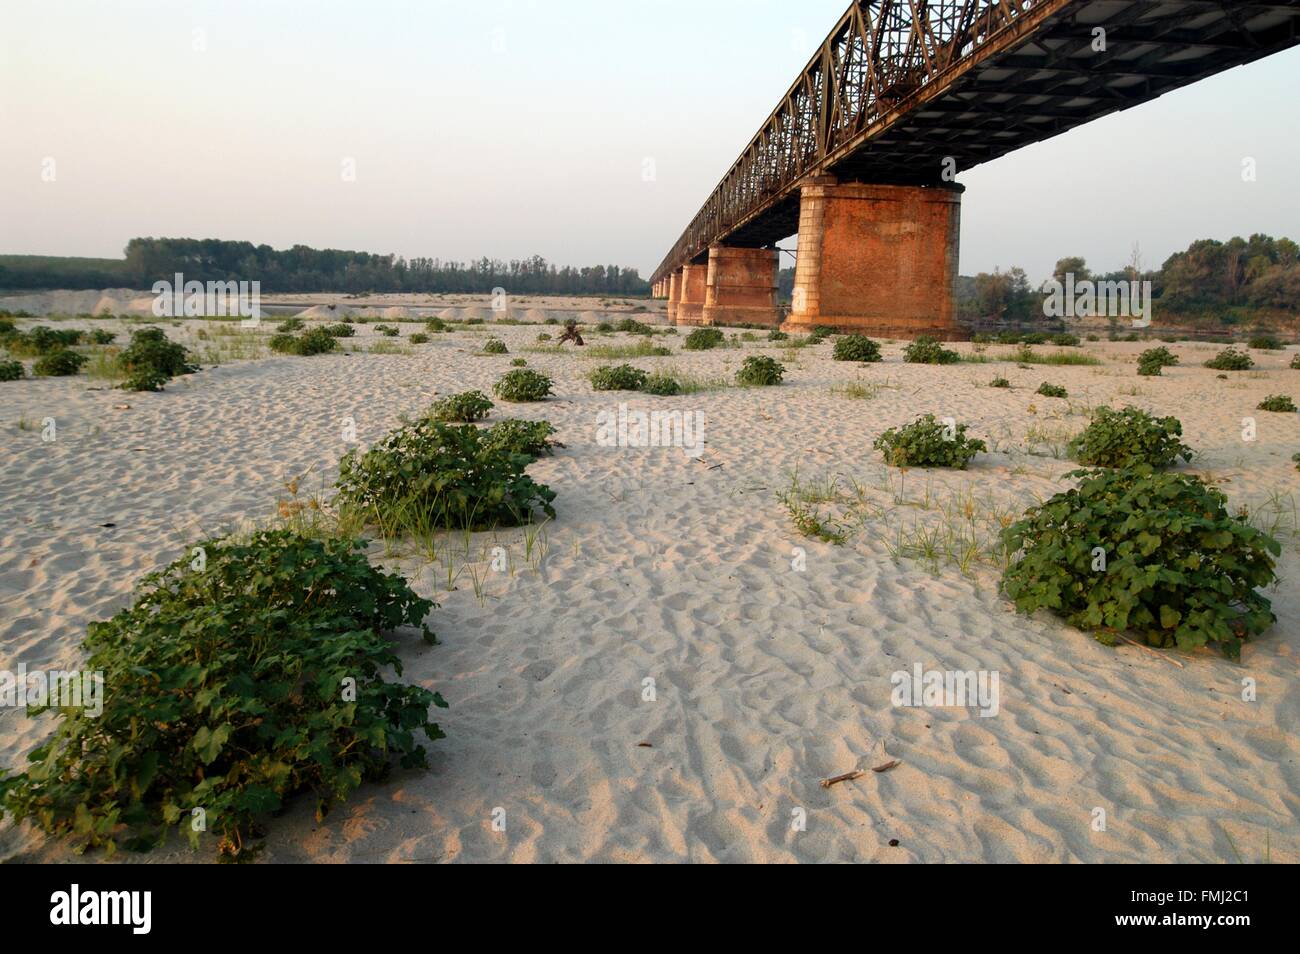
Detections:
[0, 319, 1296, 863]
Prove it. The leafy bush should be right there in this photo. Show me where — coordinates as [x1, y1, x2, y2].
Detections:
[0, 359, 24, 381]
[903, 336, 960, 365]
[32, 350, 88, 376]
[0, 317, 14, 336]
[1001, 469, 1280, 660]
[324, 322, 355, 338]
[483, 419, 558, 459]
[408, 333, 430, 345]
[1036, 382, 1068, 398]
[614, 318, 652, 335]
[1137, 346, 1179, 376]
[374, 324, 400, 338]
[1248, 334, 1283, 351]
[276, 317, 305, 332]
[493, 368, 553, 402]
[809, 326, 835, 342]
[536, 333, 552, 342]
[0, 529, 445, 858]
[767, 329, 789, 342]
[735, 355, 785, 387]
[989, 376, 1010, 388]
[336, 420, 555, 530]
[873, 414, 986, 469]
[683, 328, 725, 351]
[832, 334, 882, 363]
[1289, 353, 1300, 369]
[428, 390, 493, 423]
[1204, 347, 1253, 371]
[1068, 406, 1193, 469]
[1257, 394, 1296, 413]
[589, 364, 648, 391]
[269, 327, 338, 356]
[425, 317, 447, 333]
[482, 338, 508, 355]
[121, 327, 197, 375]
[88, 329, 116, 345]
[510, 358, 526, 367]
[642, 372, 682, 396]
[1050, 332, 1080, 347]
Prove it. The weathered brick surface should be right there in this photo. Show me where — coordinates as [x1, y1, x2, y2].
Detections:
[666, 269, 682, 322]
[702, 245, 779, 327]
[785, 179, 964, 339]
[674, 262, 709, 326]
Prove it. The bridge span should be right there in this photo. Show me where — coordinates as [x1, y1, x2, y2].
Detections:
[648, 0, 1300, 337]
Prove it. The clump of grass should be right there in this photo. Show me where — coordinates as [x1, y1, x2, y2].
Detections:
[989, 376, 1010, 388]
[1036, 382, 1068, 398]
[584, 340, 672, 360]
[1009, 344, 1101, 366]
[482, 338, 508, 355]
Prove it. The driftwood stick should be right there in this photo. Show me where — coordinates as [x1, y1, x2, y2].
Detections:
[820, 770, 865, 789]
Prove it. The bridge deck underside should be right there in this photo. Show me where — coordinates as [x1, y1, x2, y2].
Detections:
[663, 0, 1300, 272]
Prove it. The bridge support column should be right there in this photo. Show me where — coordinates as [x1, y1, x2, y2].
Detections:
[666, 269, 682, 323]
[784, 177, 964, 339]
[702, 245, 779, 328]
[674, 262, 708, 326]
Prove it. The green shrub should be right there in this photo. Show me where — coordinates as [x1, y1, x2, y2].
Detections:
[904, 336, 960, 365]
[269, 327, 338, 356]
[482, 338, 508, 355]
[408, 333, 430, 345]
[1001, 468, 1280, 660]
[589, 364, 648, 391]
[1068, 406, 1193, 470]
[1248, 334, 1283, 351]
[1290, 353, 1300, 370]
[428, 390, 493, 423]
[989, 376, 1010, 388]
[809, 326, 835, 342]
[536, 333, 552, 342]
[1257, 394, 1296, 413]
[32, 349, 88, 376]
[642, 372, 682, 396]
[683, 327, 725, 351]
[0, 529, 444, 858]
[873, 414, 986, 469]
[1036, 382, 1068, 398]
[510, 358, 526, 367]
[324, 322, 355, 338]
[1020, 332, 1051, 345]
[88, 329, 116, 345]
[1050, 332, 1080, 347]
[614, 318, 652, 335]
[121, 327, 197, 376]
[832, 334, 882, 363]
[0, 359, 24, 381]
[1137, 346, 1179, 376]
[336, 419, 555, 530]
[735, 355, 785, 387]
[425, 317, 447, 333]
[493, 368, 553, 402]
[596, 322, 614, 333]
[374, 324, 400, 338]
[0, 317, 14, 336]
[1204, 347, 1253, 371]
[276, 317, 305, 332]
[767, 329, 788, 342]
[483, 419, 558, 459]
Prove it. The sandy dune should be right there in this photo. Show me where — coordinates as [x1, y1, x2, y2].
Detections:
[0, 320, 1296, 863]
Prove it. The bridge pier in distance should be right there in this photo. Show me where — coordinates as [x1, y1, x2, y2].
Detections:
[702, 245, 780, 328]
[666, 269, 682, 323]
[674, 262, 708, 326]
[783, 177, 965, 340]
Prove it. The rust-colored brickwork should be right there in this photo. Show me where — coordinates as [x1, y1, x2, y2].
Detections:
[702, 245, 779, 327]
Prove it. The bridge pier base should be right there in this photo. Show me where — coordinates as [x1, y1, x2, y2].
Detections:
[666, 269, 682, 323]
[674, 262, 708, 326]
[784, 178, 964, 339]
[702, 245, 780, 328]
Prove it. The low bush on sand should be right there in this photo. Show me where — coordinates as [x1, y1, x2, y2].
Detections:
[683, 328, 725, 351]
[428, 390, 493, 423]
[589, 364, 648, 392]
[269, 327, 338, 357]
[482, 338, 508, 355]
[0, 359, 24, 382]
[32, 350, 88, 377]
[119, 328, 198, 391]
[1068, 406, 1192, 470]
[483, 419, 559, 460]
[1204, 347, 1254, 371]
[904, 336, 960, 365]
[735, 355, 785, 386]
[1001, 469, 1280, 660]
[832, 334, 882, 363]
[493, 368, 553, 402]
[1257, 394, 1296, 413]
[1137, 346, 1179, 376]
[1036, 382, 1068, 398]
[873, 414, 986, 469]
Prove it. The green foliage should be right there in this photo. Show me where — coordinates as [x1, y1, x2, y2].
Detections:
[1257, 394, 1296, 413]
[832, 334, 882, 363]
[767, 329, 789, 342]
[614, 318, 652, 335]
[989, 376, 1010, 388]
[809, 326, 835, 342]
[269, 327, 338, 356]
[589, 364, 648, 392]
[1291, 353, 1300, 369]
[276, 317, 305, 332]
[374, 324, 400, 337]
[1068, 406, 1193, 469]
[493, 368, 553, 402]
[641, 372, 682, 396]
[1248, 334, 1283, 350]
[336, 419, 556, 530]
[4, 325, 83, 356]
[88, 329, 116, 345]
[0, 359, 25, 381]
[428, 390, 493, 423]
[0, 317, 14, 336]
[482, 338, 508, 355]
[903, 336, 960, 365]
[425, 317, 447, 333]
[873, 414, 986, 469]
[115, 328, 198, 390]
[482, 419, 558, 460]
[1204, 347, 1254, 371]
[735, 355, 785, 387]
[0, 529, 444, 858]
[510, 358, 526, 367]
[536, 333, 552, 342]
[683, 327, 725, 351]
[1138, 346, 1179, 376]
[324, 323, 355, 338]
[32, 349, 88, 376]
[1036, 382, 1068, 398]
[1001, 468, 1280, 660]
[1050, 332, 1080, 347]
[408, 333, 430, 345]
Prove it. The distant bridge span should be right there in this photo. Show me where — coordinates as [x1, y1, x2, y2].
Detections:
[649, 0, 1300, 336]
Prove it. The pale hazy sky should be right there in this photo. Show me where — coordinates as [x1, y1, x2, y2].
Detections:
[2, 0, 1297, 283]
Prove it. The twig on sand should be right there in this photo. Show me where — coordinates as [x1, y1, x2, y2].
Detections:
[1117, 634, 1185, 668]
[820, 770, 864, 789]
[872, 759, 902, 773]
